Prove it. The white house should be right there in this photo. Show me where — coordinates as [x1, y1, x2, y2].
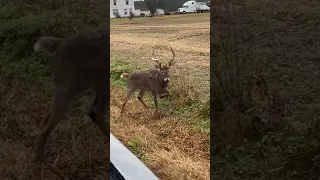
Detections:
[134, 1, 164, 16]
[110, 0, 135, 18]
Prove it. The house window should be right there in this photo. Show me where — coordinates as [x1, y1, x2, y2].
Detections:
[129, 8, 132, 13]
[113, 9, 118, 15]
[126, 0, 129, 5]
[113, 0, 116, 5]
[124, 9, 128, 15]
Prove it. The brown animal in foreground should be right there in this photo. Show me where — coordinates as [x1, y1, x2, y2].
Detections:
[120, 45, 176, 118]
[32, 28, 109, 162]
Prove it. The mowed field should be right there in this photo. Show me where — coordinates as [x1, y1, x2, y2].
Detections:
[110, 14, 210, 180]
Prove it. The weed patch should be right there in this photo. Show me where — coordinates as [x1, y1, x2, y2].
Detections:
[127, 135, 147, 161]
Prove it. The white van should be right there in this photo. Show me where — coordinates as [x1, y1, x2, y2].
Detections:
[178, 1, 210, 13]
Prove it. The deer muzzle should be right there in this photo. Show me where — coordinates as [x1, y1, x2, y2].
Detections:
[164, 78, 170, 82]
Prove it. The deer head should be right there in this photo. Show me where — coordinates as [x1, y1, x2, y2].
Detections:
[151, 44, 176, 82]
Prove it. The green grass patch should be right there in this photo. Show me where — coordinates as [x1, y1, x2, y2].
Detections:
[194, 117, 210, 133]
[110, 60, 135, 87]
[150, 96, 210, 133]
[127, 135, 147, 161]
[173, 100, 210, 133]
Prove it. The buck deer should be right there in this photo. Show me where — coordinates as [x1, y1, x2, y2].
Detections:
[32, 28, 109, 162]
[120, 45, 176, 118]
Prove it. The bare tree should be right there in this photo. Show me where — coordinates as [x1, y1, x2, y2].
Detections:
[32, 28, 109, 162]
[144, 0, 161, 16]
[120, 45, 176, 118]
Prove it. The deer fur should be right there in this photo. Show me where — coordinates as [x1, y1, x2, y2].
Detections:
[120, 45, 175, 117]
[32, 28, 109, 162]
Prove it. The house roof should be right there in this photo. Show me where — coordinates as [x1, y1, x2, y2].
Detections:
[134, 1, 150, 11]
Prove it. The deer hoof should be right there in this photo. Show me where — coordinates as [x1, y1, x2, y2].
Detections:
[32, 160, 43, 176]
[159, 94, 169, 99]
[153, 112, 160, 119]
[32, 137, 45, 162]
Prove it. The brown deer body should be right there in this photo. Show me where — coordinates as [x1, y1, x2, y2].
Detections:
[120, 45, 175, 117]
[33, 28, 109, 162]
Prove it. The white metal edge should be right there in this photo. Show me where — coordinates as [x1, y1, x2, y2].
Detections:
[110, 133, 159, 180]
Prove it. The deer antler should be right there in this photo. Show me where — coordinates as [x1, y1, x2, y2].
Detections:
[152, 45, 162, 69]
[168, 44, 176, 67]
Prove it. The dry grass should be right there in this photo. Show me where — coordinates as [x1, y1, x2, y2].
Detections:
[110, 14, 210, 180]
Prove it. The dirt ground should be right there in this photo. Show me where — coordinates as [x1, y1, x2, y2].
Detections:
[110, 14, 210, 180]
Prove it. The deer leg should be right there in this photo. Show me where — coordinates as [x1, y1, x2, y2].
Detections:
[120, 88, 135, 115]
[138, 91, 148, 109]
[88, 97, 98, 122]
[159, 85, 170, 99]
[152, 93, 159, 118]
[33, 112, 50, 152]
[120, 99, 128, 116]
[36, 112, 51, 128]
[88, 90, 109, 136]
[34, 84, 81, 162]
[159, 91, 170, 99]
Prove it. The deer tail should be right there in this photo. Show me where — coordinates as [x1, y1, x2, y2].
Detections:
[120, 73, 129, 79]
[33, 36, 64, 56]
